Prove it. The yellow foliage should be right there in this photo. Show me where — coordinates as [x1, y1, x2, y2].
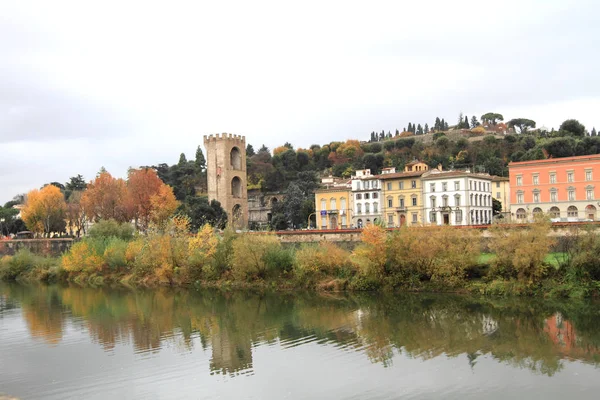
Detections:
[189, 224, 218, 258]
[399, 131, 414, 137]
[150, 185, 179, 228]
[125, 239, 145, 264]
[21, 185, 66, 235]
[62, 241, 104, 273]
[295, 242, 352, 276]
[353, 225, 387, 277]
[231, 234, 280, 281]
[471, 126, 486, 135]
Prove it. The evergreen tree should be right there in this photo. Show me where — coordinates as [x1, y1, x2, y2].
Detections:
[245, 144, 255, 157]
[195, 145, 207, 170]
[424, 123, 429, 133]
[178, 153, 187, 165]
[395, 129, 400, 136]
[434, 117, 441, 131]
[457, 112, 464, 128]
[408, 122, 413, 133]
[444, 120, 449, 130]
[403, 127, 406, 133]
[464, 116, 470, 129]
[417, 124, 423, 135]
[387, 131, 392, 138]
[370, 131, 375, 142]
[380, 130, 385, 140]
[592, 127, 597, 136]
[471, 115, 479, 128]
[440, 119, 446, 131]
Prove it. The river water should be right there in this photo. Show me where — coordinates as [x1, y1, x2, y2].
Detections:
[1, 283, 600, 399]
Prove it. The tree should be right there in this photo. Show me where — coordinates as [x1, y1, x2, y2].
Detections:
[178, 153, 187, 165]
[471, 115, 479, 128]
[417, 124, 423, 135]
[177, 196, 227, 231]
[246, 144, 255, 157]
[464, 116, 470, 129]
[434, 117, 441, 131]
[0, 205, 19, 236]
[126, 168, 165, 231]
[65, 175, 87, 192]
[195, 146, 206, 171]
[507, 118, 536, 134]
[559, 119, 586, 137]
[480, 113, 504, 125]
[592, 127, 597, 137]
[21, 185, 67, 236]
[424, 123, 429, 133]
[492, 198, 502, 216]
[150, 185, 179, 228]
[65, 191, 87, 237]
[457, 112, 464, 128]
[81, 171, 129, 222]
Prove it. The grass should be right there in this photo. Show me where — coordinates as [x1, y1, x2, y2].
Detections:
[478, 252, 567, 268]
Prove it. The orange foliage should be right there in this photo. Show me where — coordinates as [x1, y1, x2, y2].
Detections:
[62, 241, 104, 273]
[81, 171, 129, 222]
[21, 185, 67, 235]
[149, 185, 179, 228]
[353, 225, 387, 277]
[127, 168, 164, 231]
[273, 146, 292, 156]
[399, 131, 414, 137]
[336, 140, 364, 160]
[471, 126, 486, 135]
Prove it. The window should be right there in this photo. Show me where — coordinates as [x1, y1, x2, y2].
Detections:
[365, 203, 370, 213]
[430, 183, 436, 192]
[356, 194, 362, 200]
[388, 214, 394, 225]
[516, 208, 526, 220]
[478, 182, 482, 191]
[550, 190, 557, 203]
[568, 172, 574, 183]
[365, 193, 370, 200]
[550, 173, 556, 184]
[533, 192, 540, 203]
[533, 175, 539, 185]
[330, 198, 337, 210]
[387, 197, 393, 208]
[469, 180, 472, 190]
[387, 183, 392, 190]
[372, 181, 378, 189]
[430, 211, 437, 223]
[496, 192, 501, 199]
[357, 204, 362, 214]
[341, 215, 347, 227]
[411, 197, 417, 206]
[431, 196, 437, 208]
[412, 213, 418, 223]
[496, 182, 500, 188]
[399, 181, 404, 190]
[568, 206, 578, 218]
[517, 176, 522, 186]
[517, 192, 524, 204]
[442, 196, 448, 207]
[411, 180, 416, 189]
[568, 189, 575, 201]
[455, 210, 462, 223]
[454, 195, 461, 207]
[442, 182, 447, 191]
[341, 198, 347, 210]
[320, 199, 326, 211]
[586, 170, 593, 181]
[549, 207, 560, 218]
[399, 197, 405, 208]
[321, 216, 327, 228]
[587, 188, 594, 200]
[455, 181, 460, 190]
[364, 181, 370, 189]
[373, 192, 378, 199]
[373, 202, 378, 213]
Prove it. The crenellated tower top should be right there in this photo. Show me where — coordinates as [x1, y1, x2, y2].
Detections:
[203, 133, 246, 145]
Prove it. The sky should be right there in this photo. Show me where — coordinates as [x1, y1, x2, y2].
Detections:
[1, 0, 599, 204]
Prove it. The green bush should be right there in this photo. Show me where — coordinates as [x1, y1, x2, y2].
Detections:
[88, 219, 134, 241]
[103, 237, 129, 271]
[263, 246, 294, 276]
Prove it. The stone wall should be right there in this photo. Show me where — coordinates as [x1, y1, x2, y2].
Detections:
[0, 239, 74, 257]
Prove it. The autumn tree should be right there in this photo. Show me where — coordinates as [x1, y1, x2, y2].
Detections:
[65, 191, 87, 237]
[81, 171, 129, 223]
[126, 168, 164, 231]
[21, 185, 67, 236]
[150, 185, 179, 228]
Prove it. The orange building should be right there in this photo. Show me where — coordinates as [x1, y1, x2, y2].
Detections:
[508, 154, 600, 221]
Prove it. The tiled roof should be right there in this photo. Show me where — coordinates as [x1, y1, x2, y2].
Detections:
[508, 154, 600, 167]
[375, 171, 426, 180]
[422, 170, 492, 180]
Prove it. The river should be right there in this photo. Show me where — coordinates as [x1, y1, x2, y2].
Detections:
[1, 283, 600, 399]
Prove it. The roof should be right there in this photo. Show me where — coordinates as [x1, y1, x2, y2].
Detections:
[315, 186, 351, 193]
[508, 154, 600, 167]
[491, 175, 509, 182]
[374, 170, 426, 180]
[421, 170, 492, 180]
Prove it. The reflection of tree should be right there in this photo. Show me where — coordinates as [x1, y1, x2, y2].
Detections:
[3, 284, 600, 377]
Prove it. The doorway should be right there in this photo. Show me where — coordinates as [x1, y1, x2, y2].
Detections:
[443, 213, 450, 225]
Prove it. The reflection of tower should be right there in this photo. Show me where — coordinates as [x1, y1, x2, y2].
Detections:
[210, 330, 253, 375]
[203, 134, 248, 229]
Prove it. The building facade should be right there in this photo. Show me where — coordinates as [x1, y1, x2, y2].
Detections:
[508, 155, 600, 222]
[422, 170, 493, 226]
[247, 189, 284, 230]
[314, 184, 352, 229]
[351, 170, 382, 228]
[378, 161, 429, 227]
[491, 175, 510, 218]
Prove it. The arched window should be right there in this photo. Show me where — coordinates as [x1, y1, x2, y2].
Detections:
[585, 205, 597, 220]
[567, 206, 578, 218]
[373, 202, 378, 213]
[365, 203, 370, 214]
[516, 208, 526, 220]
[532, 207, 543, 217]
[230, 147, 242, 170]
[549, 206, 560, 218]
[231, 177, 242, 198]
[357, 219, 363, 228]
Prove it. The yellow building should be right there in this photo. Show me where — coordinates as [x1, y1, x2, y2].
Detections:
[491, 176, 510, 217]
[377, 161, 430, 227]
[314, 177, 352, 229]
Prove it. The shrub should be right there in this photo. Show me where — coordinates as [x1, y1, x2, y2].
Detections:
[125, 238, 145, 264]
[133, 234, 187, 283]
[471, 126, 486, 135]
[0, 249, 36, 280]
[263, 245, 294, 276]
[187, 224, 218, 280]
[352, 225, 387, 278]
[62, 241, 104, 273]
[209, 228, 236, 278]
[231, 234, 280, 281]
[295, 242, 352, 279]
[488, 219, 555, 283]
[88, 219, 134, 241]
[103, 237, 128, 271]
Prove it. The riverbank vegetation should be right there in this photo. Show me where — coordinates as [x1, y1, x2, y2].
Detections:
[2, 218, 600, 298]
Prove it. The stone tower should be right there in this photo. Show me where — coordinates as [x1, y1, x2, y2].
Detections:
[203, 133, 248, 229]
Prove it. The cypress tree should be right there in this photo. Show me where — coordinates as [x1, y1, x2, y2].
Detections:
[435, 117, 441, 131]
[417, 124, 423, 135]
[408, 123, 413, 133]
[592, 127, 597, 136]
[440, 119, 446, 131]
[464, 116, 470, 129]
[471, 115, 478, 128]
[424, 123, 429, 133]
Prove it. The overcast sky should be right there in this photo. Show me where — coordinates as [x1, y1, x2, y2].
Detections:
[1, 0, 599, 204]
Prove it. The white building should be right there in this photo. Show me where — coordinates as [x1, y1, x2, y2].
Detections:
[422, 170, 493, 225]
[351, 169, 382, 228]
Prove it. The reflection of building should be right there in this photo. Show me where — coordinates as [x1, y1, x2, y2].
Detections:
[378, 161, 429, 227]
[314, 177, 352, 229]
[204, 134, 248, 229]
[247, 189, 284, 230]
[210, 330, 253, 375]
[491, 175, 510, 218]
[351, 170, 382, 228]
[508, 155, 600, 222]
[422, 169, 493, 225]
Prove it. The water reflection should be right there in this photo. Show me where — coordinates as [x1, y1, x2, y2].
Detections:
[1, 283, 600, 377]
